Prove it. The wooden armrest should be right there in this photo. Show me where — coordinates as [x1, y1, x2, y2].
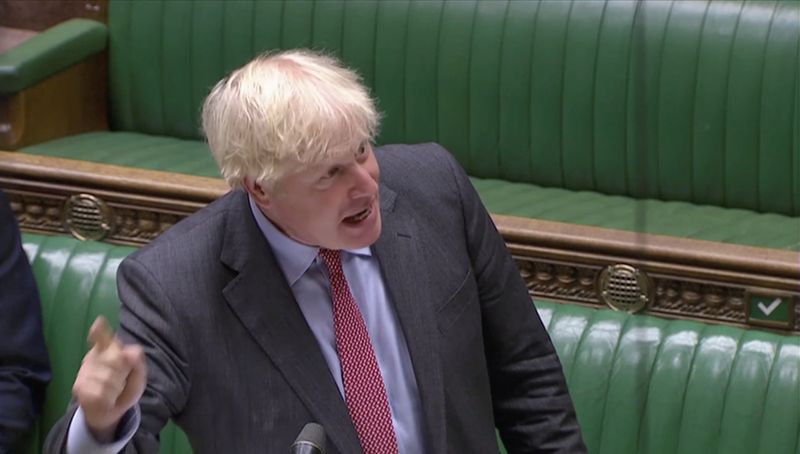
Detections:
[0, 52, 107, 149]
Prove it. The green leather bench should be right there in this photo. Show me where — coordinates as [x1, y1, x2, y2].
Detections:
[21, 232, 800, 454]
[20, 233, 191, 454]
[2, 0, 798, 252]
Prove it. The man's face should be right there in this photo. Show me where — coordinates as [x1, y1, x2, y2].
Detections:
[251, 143, 382, 250]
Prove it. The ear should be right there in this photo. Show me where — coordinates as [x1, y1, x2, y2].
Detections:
[243, 177, 271, 208]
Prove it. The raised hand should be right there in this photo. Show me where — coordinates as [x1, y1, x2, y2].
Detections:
[72, 316, 147, 442]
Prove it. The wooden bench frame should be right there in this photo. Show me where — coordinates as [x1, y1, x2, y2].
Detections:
[2, 150, 797, 333]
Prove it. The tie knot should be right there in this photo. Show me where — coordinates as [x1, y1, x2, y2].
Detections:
[318, 248, 341, 267]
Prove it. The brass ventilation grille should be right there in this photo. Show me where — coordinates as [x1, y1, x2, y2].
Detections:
[63, 194, 113, 241]
[597, 264, 653, 313]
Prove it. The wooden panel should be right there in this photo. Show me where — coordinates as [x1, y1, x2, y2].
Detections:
[496, 214, 799, 284]
[0, 52, 108, 149]
[1, 151, 797, 332]
[0, 153, 227, 244]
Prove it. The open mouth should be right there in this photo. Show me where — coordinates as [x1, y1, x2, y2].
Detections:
[343, 205, 372, 224]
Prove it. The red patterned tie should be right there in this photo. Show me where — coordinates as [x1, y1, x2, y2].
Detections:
[318, 248, 399, 454]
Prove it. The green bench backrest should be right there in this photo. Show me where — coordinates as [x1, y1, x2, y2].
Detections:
[21, 233, 191, 454]
[536, 300, 800, 454]
[106, 0, 800, 216]
[21, 233, 800, 453]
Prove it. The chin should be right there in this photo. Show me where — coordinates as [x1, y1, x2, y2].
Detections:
[346, 231, 381, 250]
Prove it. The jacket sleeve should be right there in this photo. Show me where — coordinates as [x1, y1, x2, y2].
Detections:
[43, 255, 190, 454]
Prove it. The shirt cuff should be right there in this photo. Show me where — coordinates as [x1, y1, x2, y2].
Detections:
[66, 406, 140, 454]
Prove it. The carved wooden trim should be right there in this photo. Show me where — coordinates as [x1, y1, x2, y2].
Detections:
[502, 219, 799, 333]
[0, 152, 228, 245]
[2, 152, 798, 332]
[512, 256, 776, 329]
[495, 214, 799, 284]
[0, 152, 228, 200]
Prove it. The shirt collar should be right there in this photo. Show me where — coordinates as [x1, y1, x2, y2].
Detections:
[248, 194, 372, 286]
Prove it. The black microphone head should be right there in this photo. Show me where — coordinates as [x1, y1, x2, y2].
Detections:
[290, 422, 326, 454]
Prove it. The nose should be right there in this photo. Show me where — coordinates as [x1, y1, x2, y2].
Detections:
[349, 161, 378, 199]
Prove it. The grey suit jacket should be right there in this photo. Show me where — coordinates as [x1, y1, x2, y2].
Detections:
[45, 144, 585, 453]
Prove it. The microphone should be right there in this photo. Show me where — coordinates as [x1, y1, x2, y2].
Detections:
[290, 422, 326, 454]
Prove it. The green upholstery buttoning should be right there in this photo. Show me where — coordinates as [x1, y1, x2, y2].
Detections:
[0, 18, 107, 95]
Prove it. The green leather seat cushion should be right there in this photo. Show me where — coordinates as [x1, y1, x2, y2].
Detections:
[474, 179, 800, 251]
[21, 132, 800, 251]
[22, 132, 800, 251]
[22, 132, 221, 178]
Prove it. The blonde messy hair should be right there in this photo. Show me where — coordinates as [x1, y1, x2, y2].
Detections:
[201, 49, 380, 190]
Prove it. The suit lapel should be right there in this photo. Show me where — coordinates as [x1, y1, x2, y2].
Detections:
[219, 191, 362, 454]
[373, 186, 447, 454]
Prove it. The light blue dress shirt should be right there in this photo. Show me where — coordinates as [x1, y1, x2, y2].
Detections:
[247, 196, 426, 454]
[66, 195, 426, 454]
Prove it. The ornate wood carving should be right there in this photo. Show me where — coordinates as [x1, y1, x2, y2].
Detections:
[0, 152, 228, 246]
[512, 255, 794, 331]
[515, 259, 600, 304]
[652, 279, 746, 324]
[498, 217, 799, 333]
[9, 189, 193, 246]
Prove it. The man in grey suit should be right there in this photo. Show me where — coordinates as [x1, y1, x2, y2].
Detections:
[46, 50, 585, 453]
